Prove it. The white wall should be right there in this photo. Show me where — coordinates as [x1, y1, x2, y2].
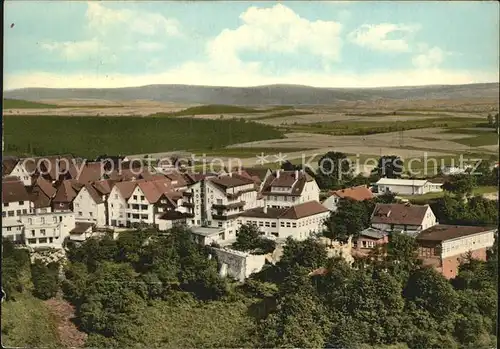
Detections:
[8, 163, 33, 186]
[441, 230, 495, 258]
[322, 195, 340, 212]
[108, 186, 128, 227]
[2, 200, 32, 220]
[73, 187, 106, 227]
[377, 184, 424, 195]
[127, 186, 156, 225]
[21, 212, 75, 249]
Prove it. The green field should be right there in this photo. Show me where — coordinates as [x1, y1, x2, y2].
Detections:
[3, 116, 284, 158]
[3, 99, 59, 109]
[133, 299, 256, 348]
[452, 133, 499, 147]
[155, 104, 290, 117]
[1, 294, 60, 348]
[195, 147, 309, 157]
[401, 185, 498, 202]
[282, 116, 485, 136]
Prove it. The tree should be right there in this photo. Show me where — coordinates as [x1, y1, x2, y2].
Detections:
[442, 174, 477, 198]
[372, 155, 404, 179]
[31, 260, 60, 300]
[315, 152, 353, 189]
[232, 223, 262, 252]
[258, 267, 331, 348]
[323, 198, 369, 244]
[487, 113, 493, 126]
[404, 267, 459, 321]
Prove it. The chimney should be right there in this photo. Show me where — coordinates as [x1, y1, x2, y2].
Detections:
[276, 170, 280, 179]
[295, 170, 299, 179]
[263, 205, 268, 214]
[229, 172, 232, 178]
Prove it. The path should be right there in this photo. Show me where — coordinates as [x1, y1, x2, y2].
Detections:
[44, 298, 87, 348]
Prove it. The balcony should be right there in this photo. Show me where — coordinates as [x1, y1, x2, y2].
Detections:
[212, 201, 245, 210]
[182, 202, 194, 208]
[182, 191, 193, 197]
[212, 213, 241, 221]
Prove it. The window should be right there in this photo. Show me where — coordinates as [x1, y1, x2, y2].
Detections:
[31, 230, 35, 236]
[28, 238, 36, 244]
[140, 195, 145, 201]
[141, 205, 148, 210]
[78, 212, 82, 216]
[280, 222, 285, 227]
[3, 203, 8, 207]
[132, 214, 139, 219]
[216, 199, 223, 204]
[141, 214, 148, 220]
[39, 238, 47, 244]
[115, 194, 118, 199]
[271, 222, 276, 228]
[7, 211, 14, 217]
[286, 222, 291, 227]
[16, 210, 21, 216]
[41, 217, 45, 224]
[28, 218, 33, 224]
[49, 237, 53, 243]
[218, 222, 223, 227]
[6, 227, 11, 231]
[127, 213, 131, 218]
[133, 195, 138, 200]
[265, 222, 270, 227]
[40, 229, 46, 235]
[259, 221, 264, 227]
[19, 201, 24, 205]
[292, 223, 297, 228]
[22, 209, 27, 214]
[89, 212, 93, 217]
[1, 212, 5, 217]
[59, 216, 62, 222]
[75, 203, 79, 208]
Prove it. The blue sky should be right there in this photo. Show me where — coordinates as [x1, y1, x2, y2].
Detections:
[4, 1, 499, 89]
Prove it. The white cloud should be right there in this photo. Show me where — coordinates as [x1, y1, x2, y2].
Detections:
[86, 3, 179, 37]
[41, 39, 104, 61]
[41, 3, 179, 60]
[412, 46, 452, 69]
[348, 23, 420, 52]
[206, 4, 342, 68]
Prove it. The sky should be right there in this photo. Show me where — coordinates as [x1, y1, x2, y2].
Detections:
[4, 1, 500, 90]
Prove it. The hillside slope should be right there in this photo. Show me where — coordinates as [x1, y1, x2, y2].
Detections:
[4, 83, 499, 106]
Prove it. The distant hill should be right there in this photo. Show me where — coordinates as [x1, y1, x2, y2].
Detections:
[4, 83, 499, 106]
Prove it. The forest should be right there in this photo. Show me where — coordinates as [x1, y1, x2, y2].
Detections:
[2, 218, 497, 348]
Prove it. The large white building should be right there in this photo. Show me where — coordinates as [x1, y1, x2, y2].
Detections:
[239, 200, 330, 241]
[20, 211, 75, 249]
[375, 178, 442, 196]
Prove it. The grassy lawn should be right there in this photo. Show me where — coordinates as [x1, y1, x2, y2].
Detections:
[3, 116, 284, 158]
[1, 295, 60, 348]
[3, 98, 59, 109]
[452, 133, 499, 147]
[472, 186, 498, 195]
[281, 117, 484, 136]
[132, 299, 256, 348]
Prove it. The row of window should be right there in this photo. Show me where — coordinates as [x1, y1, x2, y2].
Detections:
[27, 236, 59, 244]
[266, 196, 297, 202]
[3, 201, 26, 207]
[2, 209, 29, 217]
[27, 216, 61, 225]
[127, 213, 149, 220]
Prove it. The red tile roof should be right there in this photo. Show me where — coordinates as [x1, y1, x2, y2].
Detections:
[371, 203, 430, 226]
[2, 179, 31, 203]
[329, 185, 374, 201]
[52, 180, 80, 203]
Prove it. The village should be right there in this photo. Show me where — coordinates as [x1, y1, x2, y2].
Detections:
[2, 153, 497, 281]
